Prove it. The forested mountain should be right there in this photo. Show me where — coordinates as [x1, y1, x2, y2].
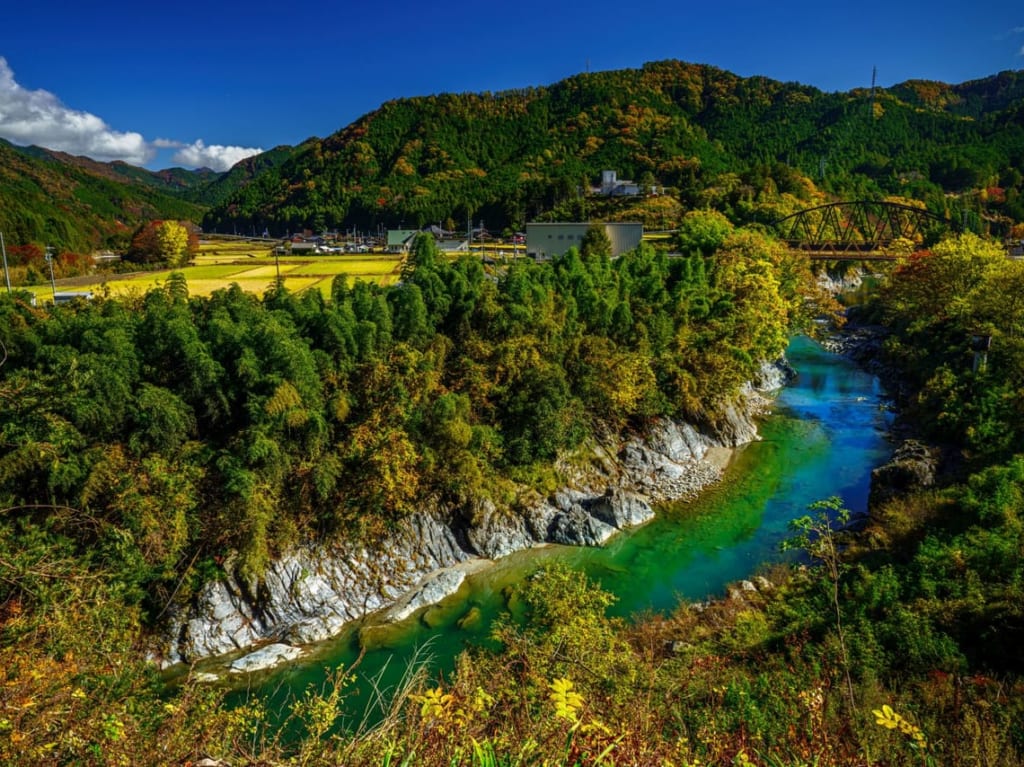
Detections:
[890, 69, 1024, 117]
[201, 61, 1024, 236]
[0, 139, 207, 252]
[184, 142, 309, 207]
[3, 61, 1022, 252]
[0, 139, 308, 251]
[11, 143, 220, 193]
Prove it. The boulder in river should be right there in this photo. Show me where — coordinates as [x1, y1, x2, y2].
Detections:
[869, 439, 939, 507]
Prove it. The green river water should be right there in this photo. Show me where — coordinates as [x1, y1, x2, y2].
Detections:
[230, 334, 893, 726]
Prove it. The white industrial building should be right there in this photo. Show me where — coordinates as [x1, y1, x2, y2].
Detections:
[596, 170, 641, 197]
[525, 222, 644, 260]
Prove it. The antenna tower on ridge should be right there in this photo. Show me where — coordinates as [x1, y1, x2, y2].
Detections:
[869, 65, 877, 119]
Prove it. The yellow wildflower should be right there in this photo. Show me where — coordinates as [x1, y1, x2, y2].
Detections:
[472, 686, 494, 713]
[414, 686, 453, 721]
[873, 704, 900, 730]
[873, 703, 928, 748]
[548, 677, 584, 722]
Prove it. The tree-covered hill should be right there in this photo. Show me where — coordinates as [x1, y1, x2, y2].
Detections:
[0, 139, 311, 251]
[0, 139, 208, 252]
[3, 61, 1022, 253]
[890, 69, 1024, 117]
[11, 143, 219, 193]
[183, 142, 310, 208]
[201, 60, 1024, 236]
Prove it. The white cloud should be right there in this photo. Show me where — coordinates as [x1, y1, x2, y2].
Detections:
[0, 56, 153, 165]
[172, 139, 264, 172]
[0, 58, 265, 171]
[152, 138, 185, 149]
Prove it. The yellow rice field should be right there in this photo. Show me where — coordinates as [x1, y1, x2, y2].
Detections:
[32, 240, 406, 302]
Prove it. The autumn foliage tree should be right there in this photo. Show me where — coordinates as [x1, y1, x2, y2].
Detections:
[124, 220, 198, 266]
[877, 233, 1024, 459]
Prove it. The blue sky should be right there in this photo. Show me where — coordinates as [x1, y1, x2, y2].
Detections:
[1, 0, 1022, 171]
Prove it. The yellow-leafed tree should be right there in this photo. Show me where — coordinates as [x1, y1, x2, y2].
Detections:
[155, 220, 191, 267]
[125, 220, 197, 266]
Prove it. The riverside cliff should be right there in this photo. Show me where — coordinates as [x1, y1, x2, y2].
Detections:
[161, 361, 792, 669]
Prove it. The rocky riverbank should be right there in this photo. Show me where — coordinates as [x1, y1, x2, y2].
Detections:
[158, 361, 793, 673]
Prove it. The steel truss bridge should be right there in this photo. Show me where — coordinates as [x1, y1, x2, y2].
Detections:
[774, 201, 956, 260]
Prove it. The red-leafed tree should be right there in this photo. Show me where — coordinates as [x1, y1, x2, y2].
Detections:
[5, 243, 45, 267]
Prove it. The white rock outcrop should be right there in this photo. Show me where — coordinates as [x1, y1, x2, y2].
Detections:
[161, 359, 793, 669]
[228, 643, 305, 674]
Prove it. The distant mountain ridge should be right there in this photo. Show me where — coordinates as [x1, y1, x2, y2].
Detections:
[889, 70, 1024, 116]
[0, 138, 209, 251]
[0, 139, 303, 251]
[200, 61, 1024, 236]
[2, 61, 1022, 250]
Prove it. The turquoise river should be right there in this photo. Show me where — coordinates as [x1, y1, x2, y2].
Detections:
[230, 334, 893, 726]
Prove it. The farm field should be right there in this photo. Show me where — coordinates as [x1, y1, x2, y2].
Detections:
[23, 240, 406, 303]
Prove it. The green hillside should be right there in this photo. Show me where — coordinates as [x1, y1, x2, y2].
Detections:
[0, 139, 309, 252]
[184, 142, 309, 207]
[3, 61, 1022, 253]
[201, 61, 1024, 236]
[0, 139, 208, 252]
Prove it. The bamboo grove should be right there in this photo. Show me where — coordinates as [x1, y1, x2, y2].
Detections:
[0, 229, 809, 625]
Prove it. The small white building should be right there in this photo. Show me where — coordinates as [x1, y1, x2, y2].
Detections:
[597, 170, 641, 197]
[525, 222, 644, 260]
[52, 291, 93, 304]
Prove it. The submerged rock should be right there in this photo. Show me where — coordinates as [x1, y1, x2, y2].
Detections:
[228, 643, 304, 674]
[457, 606, 483, 630]
[358, 621, 411, 651]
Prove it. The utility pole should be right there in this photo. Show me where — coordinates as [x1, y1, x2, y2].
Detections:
[44, 246, 57, 301]
[0, 231, 11, 295]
